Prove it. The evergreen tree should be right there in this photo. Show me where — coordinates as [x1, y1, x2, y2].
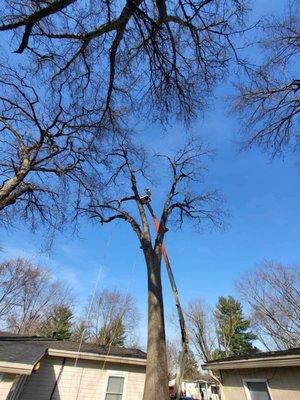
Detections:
[215, 296, 257, 358]
[72, 321, 89, 343]
[41, 305, 73, 341]
[97, 318, 126, 347]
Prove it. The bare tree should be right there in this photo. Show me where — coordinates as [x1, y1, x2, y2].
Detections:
[237, 261, 300, 350]
[185, 299, 217, 362]
[84, 288, 139, 347]
[0, 257, 70, 335]
[167, 340, 180, 379]
[0, 0, 247, 125]
[0, 1, 249, 234]
[233, 1, 300, 156]
[0, 258, 36, 322]
[0, 64, 106, 228]
[77, 139, 224, 400]
[168, 340, 200, 381]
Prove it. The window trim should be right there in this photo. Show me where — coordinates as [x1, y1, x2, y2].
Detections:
[243, 378, 272, 400]
[102, 370, 128, 400]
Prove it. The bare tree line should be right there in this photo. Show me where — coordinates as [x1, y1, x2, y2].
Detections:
[181, 261, 300, 367]
[238, 260, 300, 350]
[0, 258, 69, 334]
[0, 257, 139, 347]
[3, 257, 298, 354]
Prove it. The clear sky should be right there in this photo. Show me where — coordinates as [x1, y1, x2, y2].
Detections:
[1, 0, 299, 347]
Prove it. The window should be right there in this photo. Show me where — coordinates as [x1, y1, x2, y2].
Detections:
[105, 376, 125, 400]
[244, 380, 271, 400]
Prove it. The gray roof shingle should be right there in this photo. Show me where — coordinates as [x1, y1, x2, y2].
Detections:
[0, 332, 146, 368]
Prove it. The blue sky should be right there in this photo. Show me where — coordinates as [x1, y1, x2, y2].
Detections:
[1, 0, 299, 347]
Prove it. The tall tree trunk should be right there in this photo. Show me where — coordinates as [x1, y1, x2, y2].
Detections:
[143, 251, 169, 400]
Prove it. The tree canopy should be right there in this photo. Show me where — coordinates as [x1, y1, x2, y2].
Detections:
[233, 1, 300, 157]
[0, 0, 247, 126]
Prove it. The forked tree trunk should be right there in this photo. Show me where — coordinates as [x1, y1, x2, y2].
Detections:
[142, 251, 169, 400]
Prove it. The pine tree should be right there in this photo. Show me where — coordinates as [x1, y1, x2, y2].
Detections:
[72, 321, 89, 343]
[41, 305, 73, 341]
[215, 296, 257, 358]
[97, 318, 126, 347]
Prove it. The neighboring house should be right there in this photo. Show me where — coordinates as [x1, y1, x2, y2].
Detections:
[202, 347, 300, 400]
[0, 332, 146, 400]
[169, 377, 219, 400]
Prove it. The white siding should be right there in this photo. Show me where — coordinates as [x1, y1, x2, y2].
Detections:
[221, 366, 300, 400]
[19, 356, 145, 400]
[0, 373, 16, 399]
[124, 367, 145, 400]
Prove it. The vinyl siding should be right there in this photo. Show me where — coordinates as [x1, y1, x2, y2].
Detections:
[19, 356, 145, 400]
[124, 367, 145, 400]
[0, 373, 16, 399]
[221, 366, 300, 400]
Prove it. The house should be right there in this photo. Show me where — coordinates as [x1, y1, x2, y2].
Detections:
[0, 332, 146, 400]
[202, 347, 300, 400]
[168, 377, 219, 400]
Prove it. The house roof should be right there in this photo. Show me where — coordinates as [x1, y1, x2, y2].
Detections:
[46, 340, 146, 359]
[203, 348, 300, 370]
[0, 335, 50, 375]
[0, 332, 146, 375]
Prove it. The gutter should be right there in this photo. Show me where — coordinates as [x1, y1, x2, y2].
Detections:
[202, 354, 300, 370]
[47, 348, 147, 366]
[0, 361, 37, 375]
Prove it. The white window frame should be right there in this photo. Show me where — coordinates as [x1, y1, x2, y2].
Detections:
[243, 378, 273, 400]
[102, 370, 128, 400]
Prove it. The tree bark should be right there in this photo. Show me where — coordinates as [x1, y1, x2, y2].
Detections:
[0, 160, 31, 210]
[143, 250, 169, 400]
